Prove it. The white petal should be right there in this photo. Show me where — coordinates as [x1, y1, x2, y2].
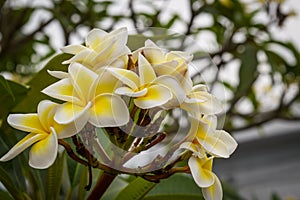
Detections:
[107, 68, 139, 90]
[192, 84, 208, 92]
[0, 133, 46, 162]
[42, 78, 81, 104]
[180, 142, 204, 158]
[188, 156, 214, 188]
[47, 70, 69, 79]
[202, 174, 223, 200]
[53, 121, 80, 139]
[7, 114, 46, 134]
[138, 53, 156, 85]
[197, 136, 230, 158]
[54, 102, 90, 125]
[85, 28, 107, 49]
[61, 44, 87, 55]
[68, 62, 98, 100]
[154, 75, 186, 106]
[37, 100, 57, 131]
[29, 128, 58, 169]
[89, 94, 129, 127]
[134, 85, 172, 109]
[115, 87, 147, 97]
[213, 130, 238, 156]
[62, 49, 97, 67]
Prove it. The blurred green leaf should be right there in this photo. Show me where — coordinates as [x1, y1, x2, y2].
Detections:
[13, 53, 71, 113]
[115, 177, 156, 200]
[0, 75, 28, 119]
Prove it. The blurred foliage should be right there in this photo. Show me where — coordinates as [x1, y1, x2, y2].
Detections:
[0, 0, 299, 199]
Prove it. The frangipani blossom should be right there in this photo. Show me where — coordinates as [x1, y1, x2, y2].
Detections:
[180, 142, 223, 200]
[190, 115, 238, 158]
[108, 53, 184, 109]
[133, 39, 193, 91]
[181, 84, 223, 118]
[0, 100, 78, 169]
[61, 28, 130, 71]
[42, 62, 129, 129]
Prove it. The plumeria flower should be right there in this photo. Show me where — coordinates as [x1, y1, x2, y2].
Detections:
[0, 100, 78, 169]
[61, 28, 130, 72]
[132, 39, 193, 92]
[108, 53, 185, 109]
[189, 115, 238, 158]
[181, 84, 223, 118]
[180, 141, 223, 200]
[42, 62, 129, 129]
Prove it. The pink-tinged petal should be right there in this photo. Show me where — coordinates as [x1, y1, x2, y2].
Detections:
[107, 68, 139, 90]
[61, 44, 87, 55]
[197, 136, 230, 158]
[68, 62, 98, 100]
[54, 102, 90, 125]
[89, 94, 129, 127]
[47, 70, 69, 79]
[134, 85, 172, 109]
[0, 133, 46, 162]
[42, 78, 81, 105]
[188, 156, 214, 188]
[115, 87, 147, 97]
[154, 75, 187, 106]
[138, 53, 156, 85]
[62, 49, 97, 66]
[202, 174, 223, 200]
[29, 128, 58, 169]
[7, 114, 46, 134]
[85, 29, 107, 49]
[37, 100, 57, 131]
[213, 130, 238, 156]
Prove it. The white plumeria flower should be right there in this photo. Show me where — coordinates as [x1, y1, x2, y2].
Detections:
[108, 53, 185, 109]
[180, 142, 223, 200]
[190, 115, 238, 158]
[181, 84, 223, 118]
[61, 28, 130, 71]
[0, 100, 78, 169]
[42, 62, 129, 129]
[132, 39, 193, 92]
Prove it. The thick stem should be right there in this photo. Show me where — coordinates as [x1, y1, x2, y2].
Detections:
[87, 172, 117, 200]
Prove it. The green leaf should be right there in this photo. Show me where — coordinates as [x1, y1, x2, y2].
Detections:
[46, 151, 66, 200]
[0, 189, 13, 200]
[147, 174, 202, 196]
[101, 176, 128, 200]
[0, 75, 29, 119]
[13, 53, 72, 113]
[0, 166, 26, 199]
[144, 194, 203, 200]
[235, 44, 258, 100]
[114, 177, 156, 200]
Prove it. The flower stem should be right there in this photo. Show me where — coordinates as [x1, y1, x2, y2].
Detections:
[87, 172, 116, 200]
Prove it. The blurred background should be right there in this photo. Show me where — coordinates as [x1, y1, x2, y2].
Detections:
[1, 0, 300, 199]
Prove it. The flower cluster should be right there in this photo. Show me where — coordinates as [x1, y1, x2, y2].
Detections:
[0, 27, 237, 200]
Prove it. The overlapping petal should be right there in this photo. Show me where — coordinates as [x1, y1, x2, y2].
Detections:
[29, 127, 58, 169]
[0, 133, 46, 162]
[134, 85, 172, 109]
[188, 156, 214, 188]
[138, 53, 156, 85]
[42, 78, 81, 105]
[202, 174, 223, 200]
[7, 114, 46, 135]
[89, 94, 129, 127]
[108, 68, 140, 90]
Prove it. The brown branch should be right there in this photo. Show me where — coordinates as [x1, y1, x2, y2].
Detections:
[58, 139, 88, 166]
